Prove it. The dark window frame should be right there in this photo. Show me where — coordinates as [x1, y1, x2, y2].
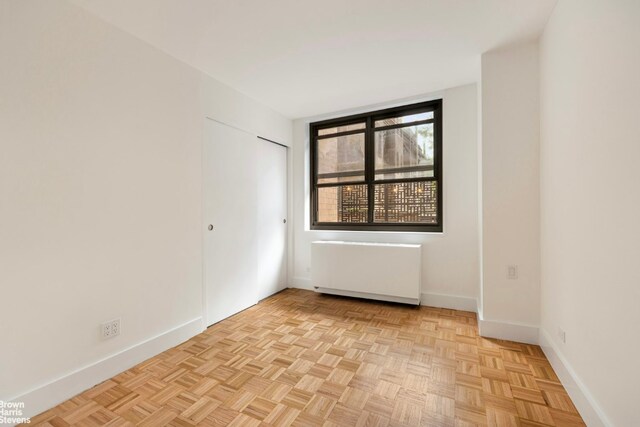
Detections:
[310, 99, 443, 232]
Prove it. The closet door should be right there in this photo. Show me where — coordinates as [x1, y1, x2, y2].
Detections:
[256, 138, 288, 300]
[203, 120, 258, 326]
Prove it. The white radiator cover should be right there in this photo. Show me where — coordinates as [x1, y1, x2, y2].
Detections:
[311, 241, 422, 305]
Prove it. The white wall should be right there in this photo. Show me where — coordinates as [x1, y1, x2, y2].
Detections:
[0, 0, 291, 408]
[480, 43, 540, 328]
[539, 0, 640, 425]
[291, 84, 480, 307]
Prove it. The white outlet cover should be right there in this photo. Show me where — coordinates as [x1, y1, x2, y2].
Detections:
[101, 319, 121, 339]
[558, 328, 566, 344]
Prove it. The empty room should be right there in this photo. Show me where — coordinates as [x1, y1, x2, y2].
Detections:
[1, 0, 638, 426]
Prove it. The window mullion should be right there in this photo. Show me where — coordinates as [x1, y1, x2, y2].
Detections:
[310, 132, 318, 227]
[366, 116, 374, 224]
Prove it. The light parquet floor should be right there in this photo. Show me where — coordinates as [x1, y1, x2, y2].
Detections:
[26, 289, 584, 427]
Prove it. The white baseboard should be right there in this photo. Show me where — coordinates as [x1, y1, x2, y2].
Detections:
[421, 292, 478, 312]
[539, 329, 611, 427]
[10, 317, 203, 422]
[315, 287, 420, 305]
[292, 282, 477, 311]
[478, 315, 539, 345]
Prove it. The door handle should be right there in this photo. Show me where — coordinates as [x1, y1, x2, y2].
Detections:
[283, 219, 287, 224]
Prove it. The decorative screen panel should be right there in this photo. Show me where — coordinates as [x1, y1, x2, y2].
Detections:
[317, 185, 368, 223]
[373, 181, 437, 224]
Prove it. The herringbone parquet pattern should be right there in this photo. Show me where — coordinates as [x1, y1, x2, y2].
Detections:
[26, 289, 584, 426]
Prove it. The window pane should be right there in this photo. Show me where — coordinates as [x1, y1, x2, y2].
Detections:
[317, 185, 368, 223]
[374, 181, 437, 224]
[317, 133, 365, 184]
[374, 111, 433, 128]
[374, 123, 434, 180]
[318, 122, 366, 136]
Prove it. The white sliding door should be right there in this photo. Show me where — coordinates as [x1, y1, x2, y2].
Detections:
[204, 119, 258, 326]
[257, 138, 288, 300]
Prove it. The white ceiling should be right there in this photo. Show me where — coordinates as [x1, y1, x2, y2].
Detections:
[70, 0, 557, 118]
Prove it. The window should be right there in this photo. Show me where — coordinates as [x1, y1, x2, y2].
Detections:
[310, 100, 442, 232]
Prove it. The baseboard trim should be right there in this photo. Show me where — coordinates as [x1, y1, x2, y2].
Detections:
[539, 329, 611, 427]
[478, 315, 539, 345]
[293, 284, 534, 344]
[10, 317, 203, 422]
[421, 292, 477, 312]
[8, 292, 607, 427]
[290, 281, 478, 312]
[314, 287, 420, 305]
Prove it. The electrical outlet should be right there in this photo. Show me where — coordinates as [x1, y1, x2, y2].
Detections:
[101, 319, 121, 339]
[558, 328, 566, 344]
[507, 265, 518, 280]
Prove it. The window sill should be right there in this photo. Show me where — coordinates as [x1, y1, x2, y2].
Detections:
[310, 225, 443, 234]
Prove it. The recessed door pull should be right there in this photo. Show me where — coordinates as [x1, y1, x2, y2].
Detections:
[208, 224, 214, 231]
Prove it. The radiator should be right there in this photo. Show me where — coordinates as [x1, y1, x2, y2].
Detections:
[311, 241, 422, 305]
